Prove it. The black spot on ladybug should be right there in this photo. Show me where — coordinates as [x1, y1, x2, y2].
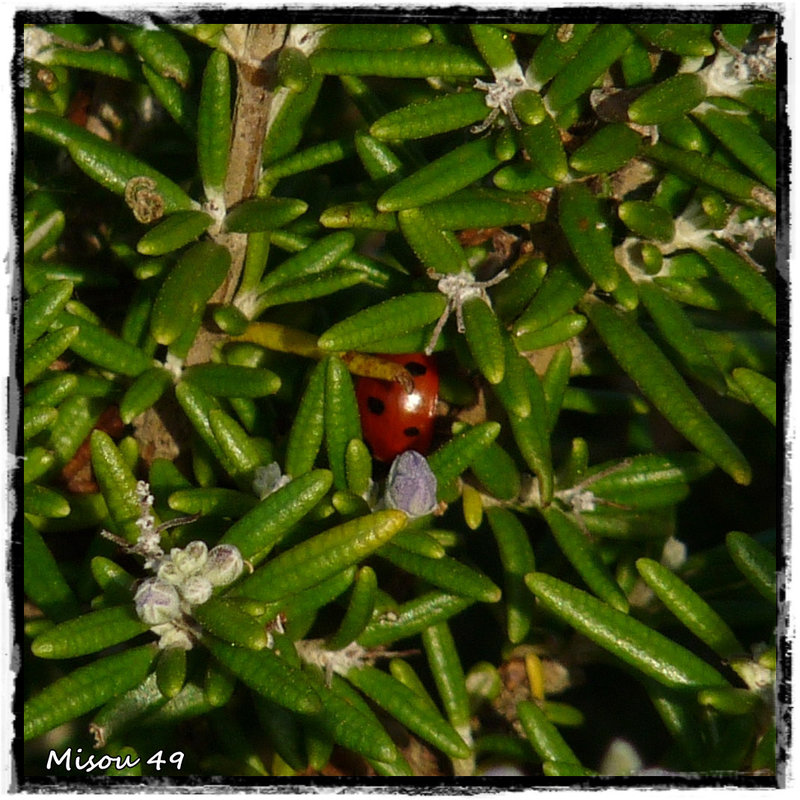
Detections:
[404, 426, 420, 438]
[405, 361, 427, 377]
[367, 396, 385, 415]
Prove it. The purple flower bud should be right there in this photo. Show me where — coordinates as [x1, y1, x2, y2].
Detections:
[204, 544, 244, 587]
[384, 450, 438, 518]
[179, 574, 213, 606]
[134, 578, 181, 625]
[253, 462, 290, 499]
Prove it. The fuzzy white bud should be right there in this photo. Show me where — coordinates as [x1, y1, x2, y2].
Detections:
[179, 574, 214, 606]
[156, 560, 182, 585]
[135, 578, 181, 625]
[171, 540, 208, 576]
[204, 544, 245, 587]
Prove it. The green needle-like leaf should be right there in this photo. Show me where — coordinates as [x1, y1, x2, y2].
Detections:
[379, 544, 501, 603]
[726, 531, 777, 604]
[699, 242, 777, 327]
[310, 45, 486, 78]
[219, 469, 333, 565]
[304, 673, 400, 764]
[347, 665, 471, 759]
[371, 92, 488, 141]
[317, 293, 446, 351]
[23, 518, 80, 622]
[427, 421, 501, 489]
[378, 138, 503, 212]
[31, 605, 149, 659]
[583, 297, 751, 485]
[23, 279, 74, 349]
[324, 355, 363, 491]
[486, 507, 536, 643]
[358, 591, 474, 649]
[628, 73, 707, 125]
[203, 636, 321, 714]
[732, 368, 777, 425]
[24, 645, 158, 741]
[543, 505, 630, 612]
[422, 621, 473, 772]
[517, 699, 583, 768]
[136, 210, 213, 256]
[559, 183, 620, 292]
[525, 572, 729, 690]
[197, 48, 232, 196]
[90, 429, 144, 543]
[24, 110, 194, 215]
[636, 558, 744, 659]
[462, 297, 506, 385]
[151, 241, 231, 346]
[325, 566, 378, 651]
[236, 510, 407, 602]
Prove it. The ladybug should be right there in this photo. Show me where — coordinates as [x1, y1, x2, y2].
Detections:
[356, 353, 438, 463]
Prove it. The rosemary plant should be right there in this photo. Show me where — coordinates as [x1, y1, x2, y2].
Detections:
[20, 16, 780, 782]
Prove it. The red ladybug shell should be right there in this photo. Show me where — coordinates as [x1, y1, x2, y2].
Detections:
[356, 353, 438, 462]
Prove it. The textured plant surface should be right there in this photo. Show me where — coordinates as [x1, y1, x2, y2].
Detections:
[20, 16, 781, 783]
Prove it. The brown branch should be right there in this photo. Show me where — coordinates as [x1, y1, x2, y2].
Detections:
[225, 24, 287, 208]
[136, 25, 287, 464]
[186, 23, 287, 365]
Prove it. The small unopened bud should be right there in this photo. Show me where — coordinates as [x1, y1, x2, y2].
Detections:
[157, 560, 182, 585]
[135, 578, 181, 625]
[384, 450, 438, 518]
[171, 540, 208, 576]
[151, 622, 196, 651]
[179, 574, 213, 606]
[204, 544, 244, 587]
[253, 462, 290, 499]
